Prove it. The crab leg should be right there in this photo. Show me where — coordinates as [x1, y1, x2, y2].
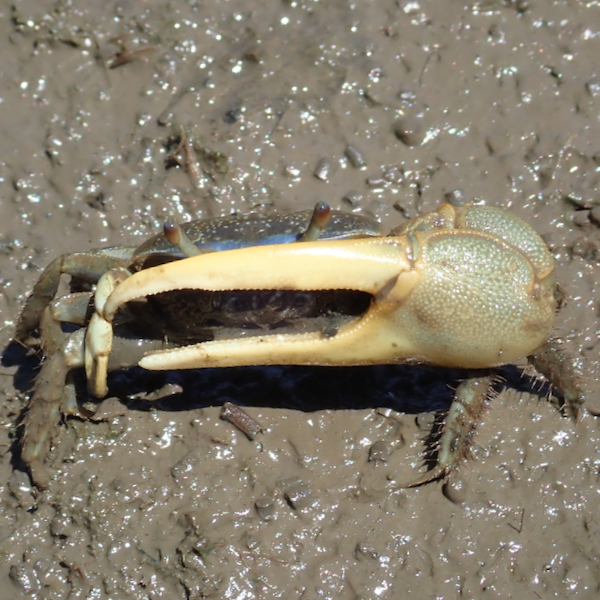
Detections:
[21, 328, 169, 488]
[21, 329, 86, 488]
[15, 251, 132, 342]
[403, 343, 583, 488]
[39, 293, 92, 356]
[401, 375, 498, 487]
[529, 339, 583, 419]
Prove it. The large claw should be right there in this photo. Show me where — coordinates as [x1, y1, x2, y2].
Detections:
[98, 203, 557, 374]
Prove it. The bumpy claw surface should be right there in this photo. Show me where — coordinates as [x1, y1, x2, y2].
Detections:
[14, 202, 581, 488]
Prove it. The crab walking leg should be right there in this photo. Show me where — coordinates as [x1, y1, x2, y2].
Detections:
[21, 329, 86, 488]
[402, 345, 583, 487]
[39, 293, 93, 356]
[401, 375, 498, 487]
[22, 329, 169, 487]
[529, 339, 584, 419]
[15, 252, 132, 342]
[39, 305, 71, 357]
[50, 292, 93, 327]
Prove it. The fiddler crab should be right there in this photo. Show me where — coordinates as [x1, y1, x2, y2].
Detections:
[14, 202, 582, 489]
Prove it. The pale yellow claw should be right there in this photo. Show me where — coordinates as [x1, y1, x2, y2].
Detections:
[100, 205, 555, 372]
[85, 267, 131, 398]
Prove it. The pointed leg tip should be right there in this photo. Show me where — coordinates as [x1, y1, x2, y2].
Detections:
[397, 465, 448, 489]
[27, 459, 51, 490]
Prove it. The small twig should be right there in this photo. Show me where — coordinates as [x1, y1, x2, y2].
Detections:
[167, 126, 204, 191]
[107, 37, 155, 69]
[220, 401, 263, 440]
[507, 507, 525, 533]
[180, 126, 204, 191]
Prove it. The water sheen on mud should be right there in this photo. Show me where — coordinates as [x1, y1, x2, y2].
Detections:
[1, 1, 599, 599]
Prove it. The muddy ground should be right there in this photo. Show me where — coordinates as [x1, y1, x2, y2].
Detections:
[1, 0, 600, 598]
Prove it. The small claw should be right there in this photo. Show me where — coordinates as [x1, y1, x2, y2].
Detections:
[85, 312, 113, 398]
[85, 268, 131, 397]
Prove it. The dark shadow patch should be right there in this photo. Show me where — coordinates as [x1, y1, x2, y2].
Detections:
[103, 363, 461, 417]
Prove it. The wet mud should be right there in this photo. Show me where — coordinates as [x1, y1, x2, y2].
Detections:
[1, 1, 600, 598]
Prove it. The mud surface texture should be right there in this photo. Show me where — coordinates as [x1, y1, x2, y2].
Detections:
[1, 1, 600, 599]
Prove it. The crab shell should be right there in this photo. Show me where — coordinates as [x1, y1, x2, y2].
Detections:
[88, 203, 557, 386]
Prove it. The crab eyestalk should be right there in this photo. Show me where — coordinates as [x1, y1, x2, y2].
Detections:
[163, 221, 204, 258]
[298, 201, 332, 241]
